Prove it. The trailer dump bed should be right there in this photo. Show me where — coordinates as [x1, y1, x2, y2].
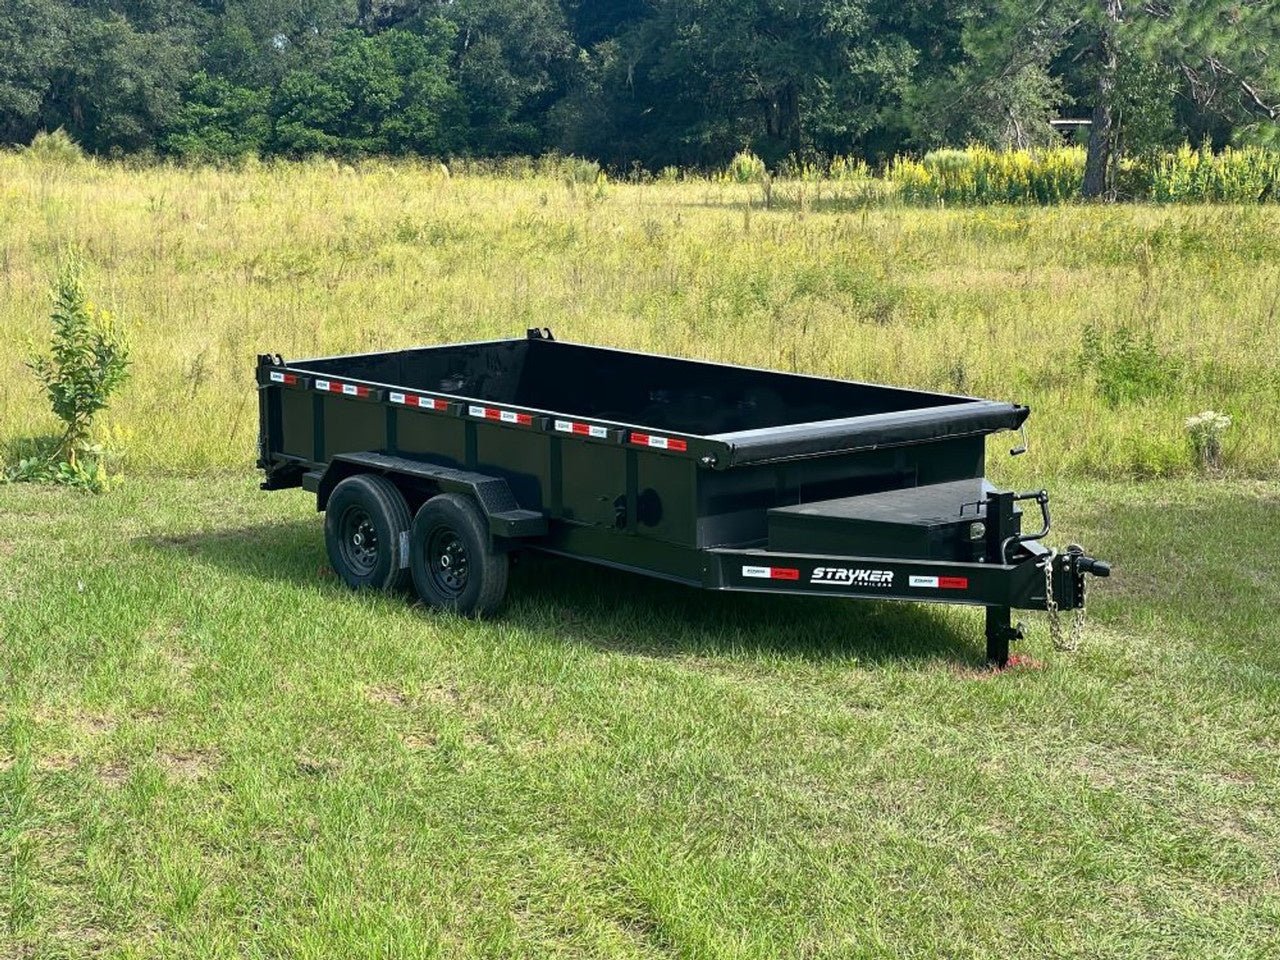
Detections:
[287, 334, 1029, 465]
[256, 329, 1108, 665]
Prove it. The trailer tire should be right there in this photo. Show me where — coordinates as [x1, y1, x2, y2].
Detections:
[410, 493, 508, 617]
[324, 474, 413, 592]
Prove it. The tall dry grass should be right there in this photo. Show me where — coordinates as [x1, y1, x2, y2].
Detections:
[1, 153, 1277, 484]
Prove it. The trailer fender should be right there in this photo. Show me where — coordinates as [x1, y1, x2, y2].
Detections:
[314, 453, 547, 539]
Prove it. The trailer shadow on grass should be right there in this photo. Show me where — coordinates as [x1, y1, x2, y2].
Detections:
[141, 520, 987, 668]
[505, 553, 986, 667]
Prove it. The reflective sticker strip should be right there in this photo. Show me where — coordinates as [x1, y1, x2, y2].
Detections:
[314, 379, 371, 398]
[553, 419, 610, 439]
[389, 391, 446, 411]
[630, 432, 688, 452]
[468, 404, 534, 426]
[268, 371, 298, 386]
[910, 575, 969, 590]
[742, 565, 800, 581]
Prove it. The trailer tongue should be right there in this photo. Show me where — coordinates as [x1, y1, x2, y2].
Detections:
[256, 328, 1109, 665]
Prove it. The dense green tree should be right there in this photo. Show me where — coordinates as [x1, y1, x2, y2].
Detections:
[556, 0, 972, 167]
[44, 10, 194, 153]
[270, 26, 458, 155]
[561, 0, 646, 47]
[0, 0, 196, 152]
[954, 0, 1279, 196]
[0, 0, 1276, 172]
[907, 0, 1077, 150]
[164, 72, 272, 160]
[380, 24, 464, 152]
[442, 0, 574, 154]
[0, 0, 67, 145]
[199, 6, 263, 87]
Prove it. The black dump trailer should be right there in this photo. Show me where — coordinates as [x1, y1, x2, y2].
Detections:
[256, 329, 1109, 665]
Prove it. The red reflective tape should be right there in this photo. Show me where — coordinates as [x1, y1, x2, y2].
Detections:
[742, 565, 800, 581]
[630, 433, 688, 452]
[469, 404, 533, 426]
[314, 379, 369, 398]
[939, 576, 969, 590]
[554, 419, 611, 439]
[389, 392, 445, 410]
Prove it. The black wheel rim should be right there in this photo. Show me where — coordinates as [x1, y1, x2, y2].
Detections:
[338, 505, 379, 576]
[426, 525, 469, 597]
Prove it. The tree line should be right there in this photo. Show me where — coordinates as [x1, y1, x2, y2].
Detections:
[2, 1, 1277, 195]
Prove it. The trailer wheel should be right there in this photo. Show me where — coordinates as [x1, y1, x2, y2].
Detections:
[410, 493, 508, 617]
[324, 474, 412, 592]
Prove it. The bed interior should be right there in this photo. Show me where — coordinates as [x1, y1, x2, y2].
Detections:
[293, 339, 974, 435]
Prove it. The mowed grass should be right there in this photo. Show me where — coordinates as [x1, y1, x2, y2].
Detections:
[2, 475, 1279, 958]
[1, 155, 1279, 481]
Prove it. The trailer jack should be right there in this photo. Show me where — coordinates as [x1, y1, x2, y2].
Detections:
[985, 607, 1025, 669]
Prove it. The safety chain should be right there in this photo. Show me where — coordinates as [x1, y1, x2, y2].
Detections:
[1043, 547, 1086, 652]
[1069, 545, 1088, 652]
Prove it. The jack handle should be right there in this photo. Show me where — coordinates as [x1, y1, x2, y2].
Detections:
[1009, 425, 1028, 457]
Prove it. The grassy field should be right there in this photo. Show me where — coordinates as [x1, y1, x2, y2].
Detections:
[2, 156, 1280, 957]
[2, 476, 1279, 958]
[1, 155, 1278, 481]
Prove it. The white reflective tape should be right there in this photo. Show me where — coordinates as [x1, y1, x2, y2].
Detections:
[389, 391, 406, 404]
[415, 396, 439, 410]
[269, 371, 285, 383]
[342, 383, 358, 396]
[554, 419, 573, 433]
[909, 575, 939, 588]
[468, 405, 485, 417]
[588, 424, 608, 438]
[315, 379, 331, 391]
[742, 566, 772, 579]
[499, 410, 518, 423]
[648, 436, 670, 449]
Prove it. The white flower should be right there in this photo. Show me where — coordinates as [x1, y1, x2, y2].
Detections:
[1184, 410, 1230, 432]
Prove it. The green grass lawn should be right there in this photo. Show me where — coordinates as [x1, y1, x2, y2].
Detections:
[3, 475, 1278, 958]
